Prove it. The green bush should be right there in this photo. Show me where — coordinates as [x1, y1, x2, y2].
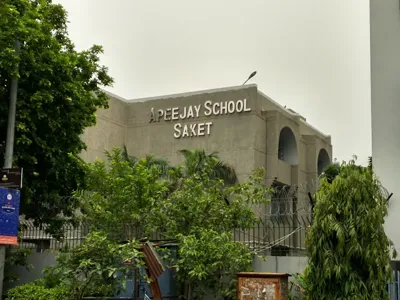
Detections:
[6, 280, 70, 300]
[289, 273, 306, 299]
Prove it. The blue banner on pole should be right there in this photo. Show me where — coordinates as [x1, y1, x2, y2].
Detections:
[0, 187, 20, 245]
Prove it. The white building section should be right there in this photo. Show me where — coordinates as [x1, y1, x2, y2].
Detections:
[370, 0, 400, 257]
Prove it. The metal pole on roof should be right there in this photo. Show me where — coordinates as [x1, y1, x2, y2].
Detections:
[242, 71, 257, 85]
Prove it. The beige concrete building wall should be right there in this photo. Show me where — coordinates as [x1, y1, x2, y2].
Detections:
[78, 84, 332, 258]
[125, 85, 261, 182]
[81, 85, 332, 194]
[80, 94, 128, 162]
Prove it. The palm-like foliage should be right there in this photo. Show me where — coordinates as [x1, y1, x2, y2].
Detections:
[122, 146, 238, 185]
[178, 149, 238, 184]
[122, 145, 172, 178]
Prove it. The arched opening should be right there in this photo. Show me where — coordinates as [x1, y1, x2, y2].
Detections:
[317, 148, 331, 176]
[278, 127, 298, 165]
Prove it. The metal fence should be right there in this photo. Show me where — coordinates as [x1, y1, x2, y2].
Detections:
[388, 270, 400, 300]
[16, 221, 87, 251]
[233, 213, 312, 257]
[15, 221, 311, 256]
[15, 198, 312, 257]
[12, 180, 316, 255]
[15, 221, 166, 252]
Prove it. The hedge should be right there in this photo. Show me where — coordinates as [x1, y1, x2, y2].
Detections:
[6, 280, 70, 300]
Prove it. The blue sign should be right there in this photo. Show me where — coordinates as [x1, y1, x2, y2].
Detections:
[0, 187, 20, 245]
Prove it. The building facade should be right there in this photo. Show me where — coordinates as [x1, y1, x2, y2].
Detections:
[370, 1, 400, 297]
[80, 84, 332, 259]
[82, 84, 332, 203]
[7, 85, 332, 293]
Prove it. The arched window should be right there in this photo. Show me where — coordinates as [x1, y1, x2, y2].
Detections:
[317, 148, 331, 176]
[278, 127, 298, 165]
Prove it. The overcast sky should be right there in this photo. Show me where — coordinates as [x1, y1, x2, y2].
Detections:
[54, 0, 371, 164]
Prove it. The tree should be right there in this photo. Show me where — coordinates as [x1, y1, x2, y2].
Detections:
[304, 159, 395, 299]
[321, 163, 341, 184]
[77, 148, 270, 299]
[122, 147, 238, 206]
[175, 229, 253, 299]
[7, 230, 143, 300]
[322, 156, 373, 184]
[43, 231, 143, 299]
[122, 147, 238, 207]
[0, 0, 113, 229]
[160, 167, 269, 299]
[121, 145, 173, 180]
[76, 148, 169, 240]
[122, 147, 238, 184]
[177, 149, 238, 184]
[157, 166, 267, 237]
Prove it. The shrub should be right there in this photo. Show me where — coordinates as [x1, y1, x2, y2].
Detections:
[43, 231, 143, 299]
[289, 273, 306, 300]
[6, 280, 70, 300]
[304, 159, 395, 299]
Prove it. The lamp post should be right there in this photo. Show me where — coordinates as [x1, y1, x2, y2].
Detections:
[242, 71, 257, 85]
[0, 39, 21, 298]
[4, 40, 20, 169]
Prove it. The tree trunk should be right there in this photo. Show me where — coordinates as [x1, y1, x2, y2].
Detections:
[187, 282, 193, 300]
[184, 282, 189, 299]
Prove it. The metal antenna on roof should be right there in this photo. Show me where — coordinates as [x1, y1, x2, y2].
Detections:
[242, 71, 257, 85]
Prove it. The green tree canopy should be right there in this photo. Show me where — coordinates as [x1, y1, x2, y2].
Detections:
[76, 148, 169, 239]
[161, 167, 269, 299]
[322, 156, 373, 184]
[304, 159, 395, 300]
[43, 231, 143, 299]
[8, 230, 143, 300]
[122, 147, 238, 185]
[77, 148, 270, 299]
[122, 145, 173, 180]
[0, 0, 113, 229]
[177, 149, 238, 184]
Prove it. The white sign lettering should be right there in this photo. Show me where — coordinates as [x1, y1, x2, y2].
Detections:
[149, 99, 251, 138]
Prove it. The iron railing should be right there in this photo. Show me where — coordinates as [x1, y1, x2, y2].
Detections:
[15, 221, 167, 252]
[15, 212, 312, 257]
[388, 270, 400, 300]
[233, 213, 312, 256]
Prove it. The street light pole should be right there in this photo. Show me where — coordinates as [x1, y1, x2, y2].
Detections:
[0, 39, 21, 298]
[242, 71, 257, 85]
[4, 40, 20, 169]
